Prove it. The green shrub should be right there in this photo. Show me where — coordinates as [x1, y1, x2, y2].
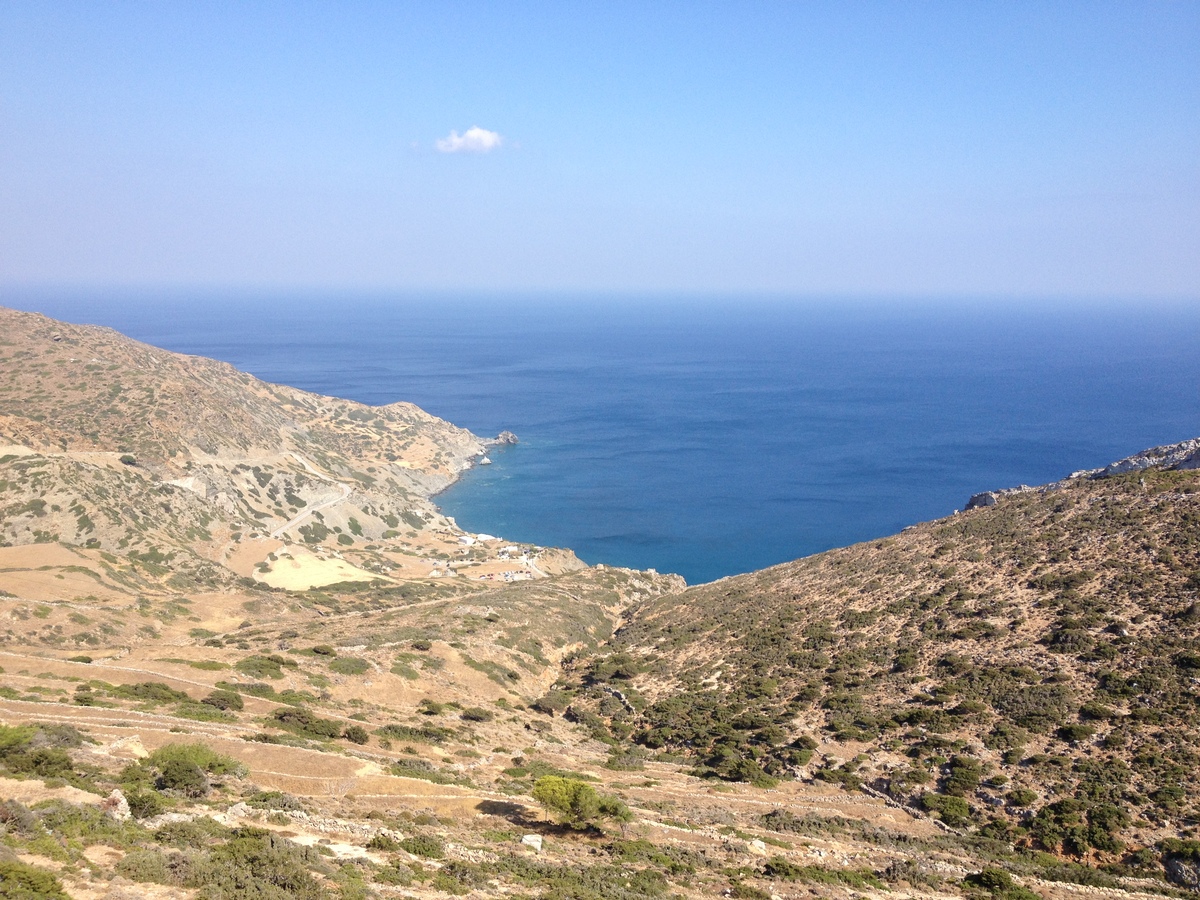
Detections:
[174, 701, 237, 723]
[0, 860, 70, 899]
[155, 816, 230, 848]
[235, 655, 296, 680]
[530, 775, 632, 830]
[125, 789, 165, 819]
[729, 883, 770, 900]
[271, 708, 342, 740]
[533, 775, 600, 826]
[921, 793, 972, 827]
[373, 862, 413, 885]
[943, 756, 983, 796]
[761, 858, 884, 889]
[342, 725, 369, 745]
[1006, 788, 1037, 807]
[158, 759, 209, 797]
[966, 868, 1014, 891]
[329, 657, 370, 675]
[115, 848, 175, 883]
[193, 827, 326, 900]
[400, 834, 445, 858]
[376, 723, 452, 744]
[366, 832, 401, 851]
[148, 743, 246, 777]
[245, 791, 303, 812]
[964, 867, 1041, 900]
[460, 706, 494, 722]
[202, 689, 244, 712]
[1056, 724, 1095, 744]
[531, 691, 572, 715]
[113, 681, 190, 703]
[222, 681, 277, 698]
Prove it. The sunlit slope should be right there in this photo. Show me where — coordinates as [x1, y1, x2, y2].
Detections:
[561, 458, 1200, 856]
[0, 306, 575, 593]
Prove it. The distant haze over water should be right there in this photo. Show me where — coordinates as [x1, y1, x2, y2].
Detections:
[8, 291, 1199, 584]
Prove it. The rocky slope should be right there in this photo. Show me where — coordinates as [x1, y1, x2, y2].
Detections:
[1, 307, 1198, 900]
[0, 306, 580, 592]
[555, 442, 1200, 874]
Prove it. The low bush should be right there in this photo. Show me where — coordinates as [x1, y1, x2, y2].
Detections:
[366, 832, 401, 851]
[155, 816, 230, 848]
[0, 859, 70, 899]
[113, 681, 190, 703]
[235, 654, 297, 680]
[964, 867, 1041, 900]
[202, 689, 244, 712]
[329, 657, 370, 675]
[922, 793, 972, 827]
[342, 725, 369, 745]
[460, 706, 494, 722]
[761, 858, 884, 889]
[147, 743, 246, 777]
[400, 833, 445, 858]
[271, 708, 343, 740]
[245, 791, 303, 812]
[159, 759, 209, 797]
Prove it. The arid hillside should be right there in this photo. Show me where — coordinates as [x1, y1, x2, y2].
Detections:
[557, 451, 1200, 869]
[0, 306, 575, 593]
[2, 308, 1199, 900]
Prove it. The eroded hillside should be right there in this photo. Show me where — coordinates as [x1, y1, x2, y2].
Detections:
[0, 306, 575, 592]
[2, 307, 1199, 900]
[555, 457, 1200, 878]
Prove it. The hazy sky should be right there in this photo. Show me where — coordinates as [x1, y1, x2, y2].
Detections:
[2, 2, 1197, 298]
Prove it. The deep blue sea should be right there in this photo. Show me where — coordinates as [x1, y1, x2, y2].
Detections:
[5, 290, 1199, 584]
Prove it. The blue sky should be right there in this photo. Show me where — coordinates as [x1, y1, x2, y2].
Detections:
[1, 2, 1197, 298]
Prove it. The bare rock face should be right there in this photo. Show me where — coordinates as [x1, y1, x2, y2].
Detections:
[964, 485, 1036, 510]
[965, 436, 1200, 510]
[1165, 853, 1200, 890]
[495, 430, 519, 445]
[1090, 437, 1200, 477]
[101, 789, 130, 821]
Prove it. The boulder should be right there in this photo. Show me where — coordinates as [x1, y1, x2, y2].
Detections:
[100, 789, 130, 821]
[521, 834, 543, 853]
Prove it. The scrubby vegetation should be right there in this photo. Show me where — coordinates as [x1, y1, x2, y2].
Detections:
[2, 308, 1198, 898]
[557, 467, 1200, 867]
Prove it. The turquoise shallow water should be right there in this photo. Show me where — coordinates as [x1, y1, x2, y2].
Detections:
[6, 291, 1199, 583]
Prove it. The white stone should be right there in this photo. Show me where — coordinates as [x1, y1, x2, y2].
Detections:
[101, 789, 130, 821]
[521, 834, 543, 853]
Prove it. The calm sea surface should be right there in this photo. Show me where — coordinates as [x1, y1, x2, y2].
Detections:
[6, 291, 1199, 584]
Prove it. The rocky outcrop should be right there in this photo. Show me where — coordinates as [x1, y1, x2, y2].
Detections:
[1164, 853, 1200, 890]
[966, 436, 1200, 510]
[965, 485, 1038, 510]
[1083, 437, 1200, 478]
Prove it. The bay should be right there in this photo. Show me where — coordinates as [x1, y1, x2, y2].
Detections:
[6, 289, 1198, 584]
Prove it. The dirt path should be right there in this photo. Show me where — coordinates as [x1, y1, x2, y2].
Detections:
[269, 452, 353, 539]
[271, 483, 351, 539]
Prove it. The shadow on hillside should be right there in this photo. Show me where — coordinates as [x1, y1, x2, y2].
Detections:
[474, 800, 596, 838]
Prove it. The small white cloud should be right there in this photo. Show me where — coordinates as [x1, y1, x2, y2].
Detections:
[436, 125, 503, 154]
